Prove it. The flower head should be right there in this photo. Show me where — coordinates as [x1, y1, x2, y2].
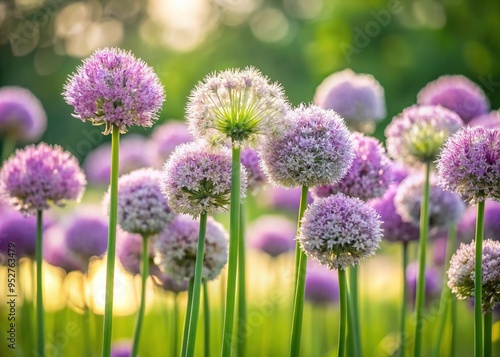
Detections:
[152, 271, 189, 294]
[44, 226, 88, 273]
[312, 133, 392, 201]
[0, 86, 47, 142]
[469, 110, 500, 129]
[448, 239, 500, 312]
[385, 105, 463, 165]
[161, 141, 247, 217]
[0, 143, 86, 215]
[186, 66, 289, 146]
[154, 215, 228, 283]
[117, 230, 160, 276]
[417, 75, 489, 124]
[457, 201, 500, 243]
[64, 212, 108, 261]
[262, 186, 314, 211]
[150, 121, 192, 166]
[298, 193, 382, 270]
[261, 104, 354, 188]
[406, 262, 441, 303]
[437, 126, 500, 203]
[63, 47, 165, 134]
[249, 215, 296, 258]
[241, 147, 266, 193]
[305, 262, 339, 305]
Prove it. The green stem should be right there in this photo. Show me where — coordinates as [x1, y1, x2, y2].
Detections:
[204, 283, 210, 357]
[237, 204, 246, 357]
[1, 134, 16, 162]
[182, 280, 195, 357]
[347, 266, 361, 357]
[173, 293, 179, 357]
[36, 210, 45, 356]
[221, 146, 241, 357]
[290, 185, 310, 357]
[450, 296, 456, 357]
[484, 311, 492, 357]
[102, 125, 120, 357]
[83, 307, 92, 357]
[131, 237, 150, 357]
[413, 162, 431, 357]
[186, 212, 208, 357]
[475, 200, 485, 357]
[338, 269, 348, 357]
[400, 242, 409, 357]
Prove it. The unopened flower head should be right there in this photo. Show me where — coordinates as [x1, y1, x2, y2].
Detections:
[298, 193, 382, 270]
[161, 141, 247, 217]
[117, 230, 160, 276]
[249, 215, 296, 258]
[154, 215, 228, 283]
[64, 212, 108, 261]
[385, 105, 463, 165]
[0, 86, 47, 142]
[457, 201, 500, 243]
[63, 47, 165, 135]
[448, 239, 500, 312]
[437, 126, 500, 203]
[150, 121, 192, 166]
[0, 143, 86, 215]
[469, 110, 500, 129]
[305, 263, 339, 305]
[417, 75, 489, 124]
[312, 133, 392, 201]
[186, 66, 289, 146]
[105, 168, 175, 236]
[261, 104, 354, 188]
[241, 147, 266, 193]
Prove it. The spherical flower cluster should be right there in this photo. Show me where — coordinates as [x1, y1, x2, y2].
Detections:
[117, 230, 159, 276]
[417, 75, 489, 123]
[469, 110, 500, 129]
[186, 66, 289, 146]
[390, 162, 411, 184]
[448, 239, 500, 311]
[105, 168, 175, 236]
[63, 47, 165, 135]
[297, 193, 382, 270]
[395, 174, 465, 229]
[369, 186, 419, 243]
[64, 212, 108, 261]
[263, 186, 314, 211]
[312, 133, 392, 201]
[437, 126, 500, 203]
[161, 141, 247, 217]
[154, 215, 228, 283]
[150, 121, 192, 166]
[44, 226, 88, 273]
[305, 263, 339, 305]
[406, 262, 441, 303]
[152, 271, 189, 294]
[0, 86, 47, 142]
[313, 69, 386, 130]
[261, 105, 354, 188]
[248, 215, 296, 258]
[385, 105, 463, 165]
[457, 201, 500, 243]
[241, 147, 266, 193]
[0, 143, 86, 215]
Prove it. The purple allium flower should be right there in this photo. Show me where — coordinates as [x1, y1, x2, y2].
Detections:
[437, 126, 500, 204]
[457, 201, 500, 243]
[312, 133, 392, 201]
[262, 186, 314, 211]
[297, 193, 382, 270]
[64, 212, 108, 261]
[0, 86, 47, 142]
[110, 341, 132, 357]
[305, 262, 339, 305]
[313, 69, 385, 131]
[469, 110, 500, 129]
[248, 215, 296, 258]
[152, 270, 189, 294]
[186, 66, 289, 146]
[0, 143, 86, 215]
[161, 141, 247, 217]
[391, 162, 411, 185]
[448, 239, 500, 311]
[261, 104, 354, 188]
[395, 174, 465, 229]
[117, 230, 160, 276]
[417, 75, 489, 124]
[241, 147, 266, 193]
[154, 215, 228, 282]
[150, 121, 193, 166]
[432, 234, 448, 266]
[104, 168, 175, 236]
[385, 105, 463, 165]
[369, 186, 419, 243]
[63, 48, 165, 135]
[44, 226, 88, 273]
[406, 262, 440, 303]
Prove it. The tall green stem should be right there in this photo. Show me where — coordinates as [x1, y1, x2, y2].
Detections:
[102, 125, 120, 357]
[173, 293, 179, 357]
[186, 212, 208, 357]
[413, 162, 431, 357]
[237, 204, 246, 357]
[182, 280, 195, 357]
[347, 266, 361, 357]
[221, 146, 241, 357]
[450, 295, 456, 357]
[131, 237, 150, 357]
[400, 242, 409, 357]
[36, 210, 45, 356]
[338, 269, 348, 357]
[290, 185, 310, 357]
[475, 200, 485, 357]
[484, 311, 492, 357]
[1, 134, 15, 162]
[204, 283, 211, 357]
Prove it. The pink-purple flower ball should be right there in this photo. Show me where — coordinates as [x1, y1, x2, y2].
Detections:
[457, 201, 500, 243]
[241, 147, 266, 193]
[469, 110, 500, 129]
[406, 262, 441, 304]
[44, 226, 88, 273]
[437, 126, 500, 203]
[0, 86, 47, 142]
[63, 47, 165, 135]
[305, 263, 339, 305]
[417, 75, 489, 124]
[64, 212, 108, 261]
[262, 186, 314, 211]
[152, 271, 189, 294]
[249, 215, 296, 258]
[117, 230, 160, 276]
[0, 143, 86, 215]
[261, 104, 354, 188]
[298, 193, 382, 270]
[150, 121, 192, 166]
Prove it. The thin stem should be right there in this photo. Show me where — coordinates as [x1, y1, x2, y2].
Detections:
[81, 274, 92, 357]
[131, 237, 150, 357]
[237, 203, 246, 357]
[450, 295, 456, 357]
[221, 146, 241, 357]
[413, 162, 431, 357]
[484, 311, 492, 357]
[204, 283, 211, 357]
[1, 134, 15, 162]
[347, 266, 361, 357]
[36, 210, 45, 356]
[186, 212, 208, 357]
[400, 242, 409, 357]
[338, 269, 348, 357]
[182, 279, 195, 357]
[290, 185, 310, 357]
[102, 125, 120, 357]
[475, 200, 485, 357]
[173, 293, 179, 357]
